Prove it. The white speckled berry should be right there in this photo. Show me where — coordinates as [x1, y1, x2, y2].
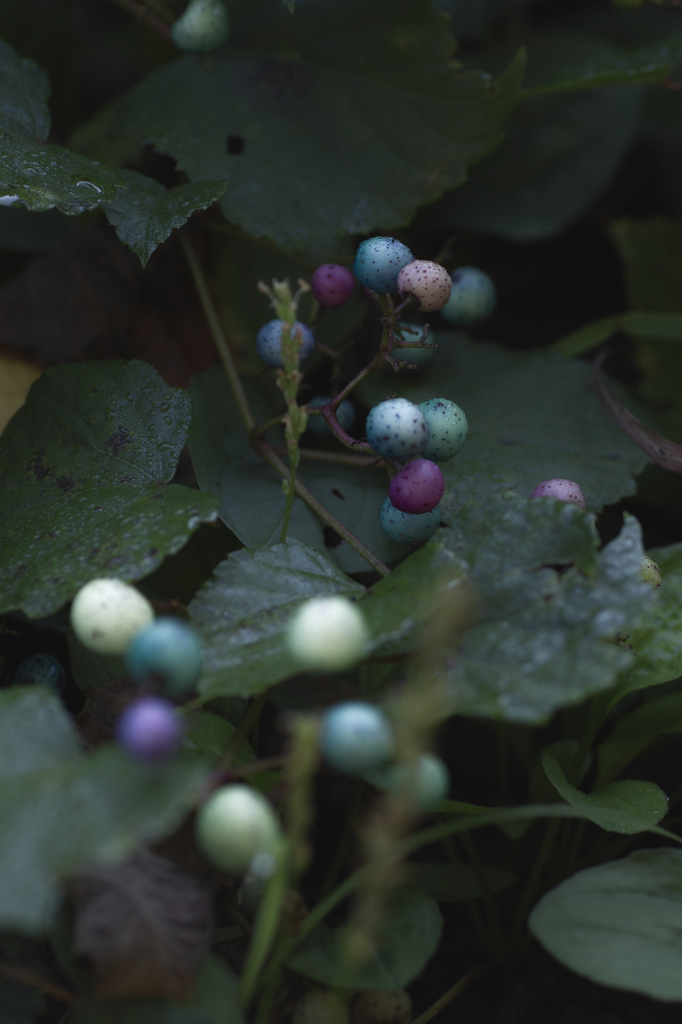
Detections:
[352, 237, 414, 294]
[366, 398, 429, 461]
[441, 266, 497, 326]
[640, 555, 661, 588]
[71, 578, 154, 655]
[530, 479, 586, 509]
[397, 260, 451, 312]
[419, 398, 468, 463]
[171, 0, 229, 51]
[379, 497, 441, 545]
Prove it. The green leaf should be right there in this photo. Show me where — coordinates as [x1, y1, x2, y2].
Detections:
[189, 539, 364, 700]
[597, 690, 682, 786]
[183, 711, 256, 765]
[71, 953, 244, 1024]
[542, 752, 668, 834]
[67, 629, 129, 690]
[0, 39, 49, 141]
[101, 171, 227, 266]
[0, 688, 209, 933]
[112, 0, 524, 259]
[358, 334, 650, 513]
[552, 311, 682, 357]
[287, 890, 442, 990]
[404, 862, 516, 902]
[529, 849, 682, 1001]
[522, 36, 682, 96]
[0, 360, 218, 618]
[437, 510, 654, 723]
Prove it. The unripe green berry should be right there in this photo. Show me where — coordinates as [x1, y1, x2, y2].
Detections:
[71, 578, 154, 655]
[171, 0, 229, 51]
[419, 398, 467, 463]
[384, 754, 449, 811]
[287, 596, 368, 672]
[295, 990, 350, 1024]
[352, 991, 412, 1024]
[196, 784, 282, 873]
[640, 555, 661, 588]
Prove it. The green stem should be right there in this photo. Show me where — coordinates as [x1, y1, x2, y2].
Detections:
[279, 446, 299, 542]
[238, 845, 290, 1010]
[410, 963, 493, 1024]
[318, 780, 365, 900]
[459, 832, 503, 957]
[511, 820, 559, 938]
[180, 232, 256, 433]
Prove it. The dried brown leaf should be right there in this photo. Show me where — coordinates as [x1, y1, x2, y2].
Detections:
[593, 352, 682, 473]
[70, 850, 212, 1001]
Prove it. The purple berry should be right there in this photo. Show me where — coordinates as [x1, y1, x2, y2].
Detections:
[388, 459, 444, 514]
[116, 696, 183, 763]
[311, 264, 355, 308]
[530, 478, 586, 509]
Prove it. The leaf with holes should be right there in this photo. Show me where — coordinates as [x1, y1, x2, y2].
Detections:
[0, 360, 218, 618]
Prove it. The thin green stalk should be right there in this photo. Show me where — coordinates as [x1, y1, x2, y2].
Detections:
[318, 780, 365, 900]
[410, 963, 493, 1024]
[180, 232, 256, 433]
[511, 820, 559, 938]
[238, 844, 290, 1009]
[459, 832, 503, 956]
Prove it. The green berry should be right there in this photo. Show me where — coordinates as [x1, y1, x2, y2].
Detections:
[71, 578, 154, 656]
[419, 398, 468, 463]
[287, 596, 368, 672]
[640, 555, 662, 588]
[196, 784, 282, 873]
[384, 754, 449, 811]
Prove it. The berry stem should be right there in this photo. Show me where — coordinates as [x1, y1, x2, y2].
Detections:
[272, 444, 384, 468]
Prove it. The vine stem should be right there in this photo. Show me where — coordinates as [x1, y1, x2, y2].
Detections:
[238, 843, 290, 1009]
[0, 962, 75, 1005]
[410, 963, 493, 1024]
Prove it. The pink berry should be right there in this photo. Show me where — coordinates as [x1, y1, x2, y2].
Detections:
[530, 478, 586, 509]
[311, 264, 355, 308]
[388, 459, 444, 514]
[397, 260, 451, 312]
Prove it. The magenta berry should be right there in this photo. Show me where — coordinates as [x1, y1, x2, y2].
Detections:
[311, 264, 355, 308]
[116, 696, 183, 763]
[530, 478, 586, 509]
[397, 260, 451, 312]
[388, 459, 444, 514]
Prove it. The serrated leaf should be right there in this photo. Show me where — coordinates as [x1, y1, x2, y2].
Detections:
[287, 890, 442, 990]
[0, 360, 218, 618]
[0, 39, 50, 141]
[357, 334, 650, 514]
[0, 688, 209, 933]
[112, 0, 523, 259]
[101, 171, 227, 266]
[542, 752, 668, 834]
[189, 539, 364, 699]
[529, 849, 682, 1001]
[71, 851, 212, 1000]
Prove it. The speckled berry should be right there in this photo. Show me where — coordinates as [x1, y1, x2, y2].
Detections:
[125, 617, 202, 696]
[352, 991, 412, 1024]
[384, 754, 449, 812]
[256, 320, 315, 369]
[441, 266, 497, 326]
[640, 555, 662, 588]
[71, 578, 154, 656]
[116, 696, 183, 763]
[394, 322, 434, 367]
[365, 398, 429, 461]
[419, 398, 468, 463]
[353, 237, 414, 294]
[196, 784, 282, 873]
[530, 479, 586, 509]
[14, 654, 65, 694]
[388, 459, 444, 514]
[397, 260, 451, 312]
[311, 264, 355, 308]
[379, 497, 441, 545]
[171, 0, 229, 51]
[294, 990, 350, 1024]
[287, 596, 368, 673]
[307, 395, 356, 438]
[321, 701, 394, 775]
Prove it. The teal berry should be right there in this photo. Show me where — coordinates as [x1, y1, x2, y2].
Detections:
[441, 267, 496, 327]
[394, 322, 434, 368]
[171, 0, 229, 51]
[366, 398, 429, 461]
[320, 701, 394, 775]
[307, 395, 355, 438]
[14, 653, 65, 694]
[384, 754, 449, 811]
[256, 320, 315, 369]
[419, 398, 468, 463]
[352, 237, 414, 294]
[125, 617, 202, 697]
[379, 496, 441, 545]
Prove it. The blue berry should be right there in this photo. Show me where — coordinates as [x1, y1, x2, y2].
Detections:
[116, 696, 183, 763]
[366, 398, 429, 461]
[441, 267, 496, 326]
[125, 617, 202, 697]
[171, 0, 229, 52]
[256, 320, 315, 369]
[352, 237, 414, 294]
[307, 396, 356, 438]
[320, 701, 394, 775]
[419, 398, 468, 463]
[379, 496, 441, 545]
[384, 754, 449, 811]
[14, 654, 65, 694]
